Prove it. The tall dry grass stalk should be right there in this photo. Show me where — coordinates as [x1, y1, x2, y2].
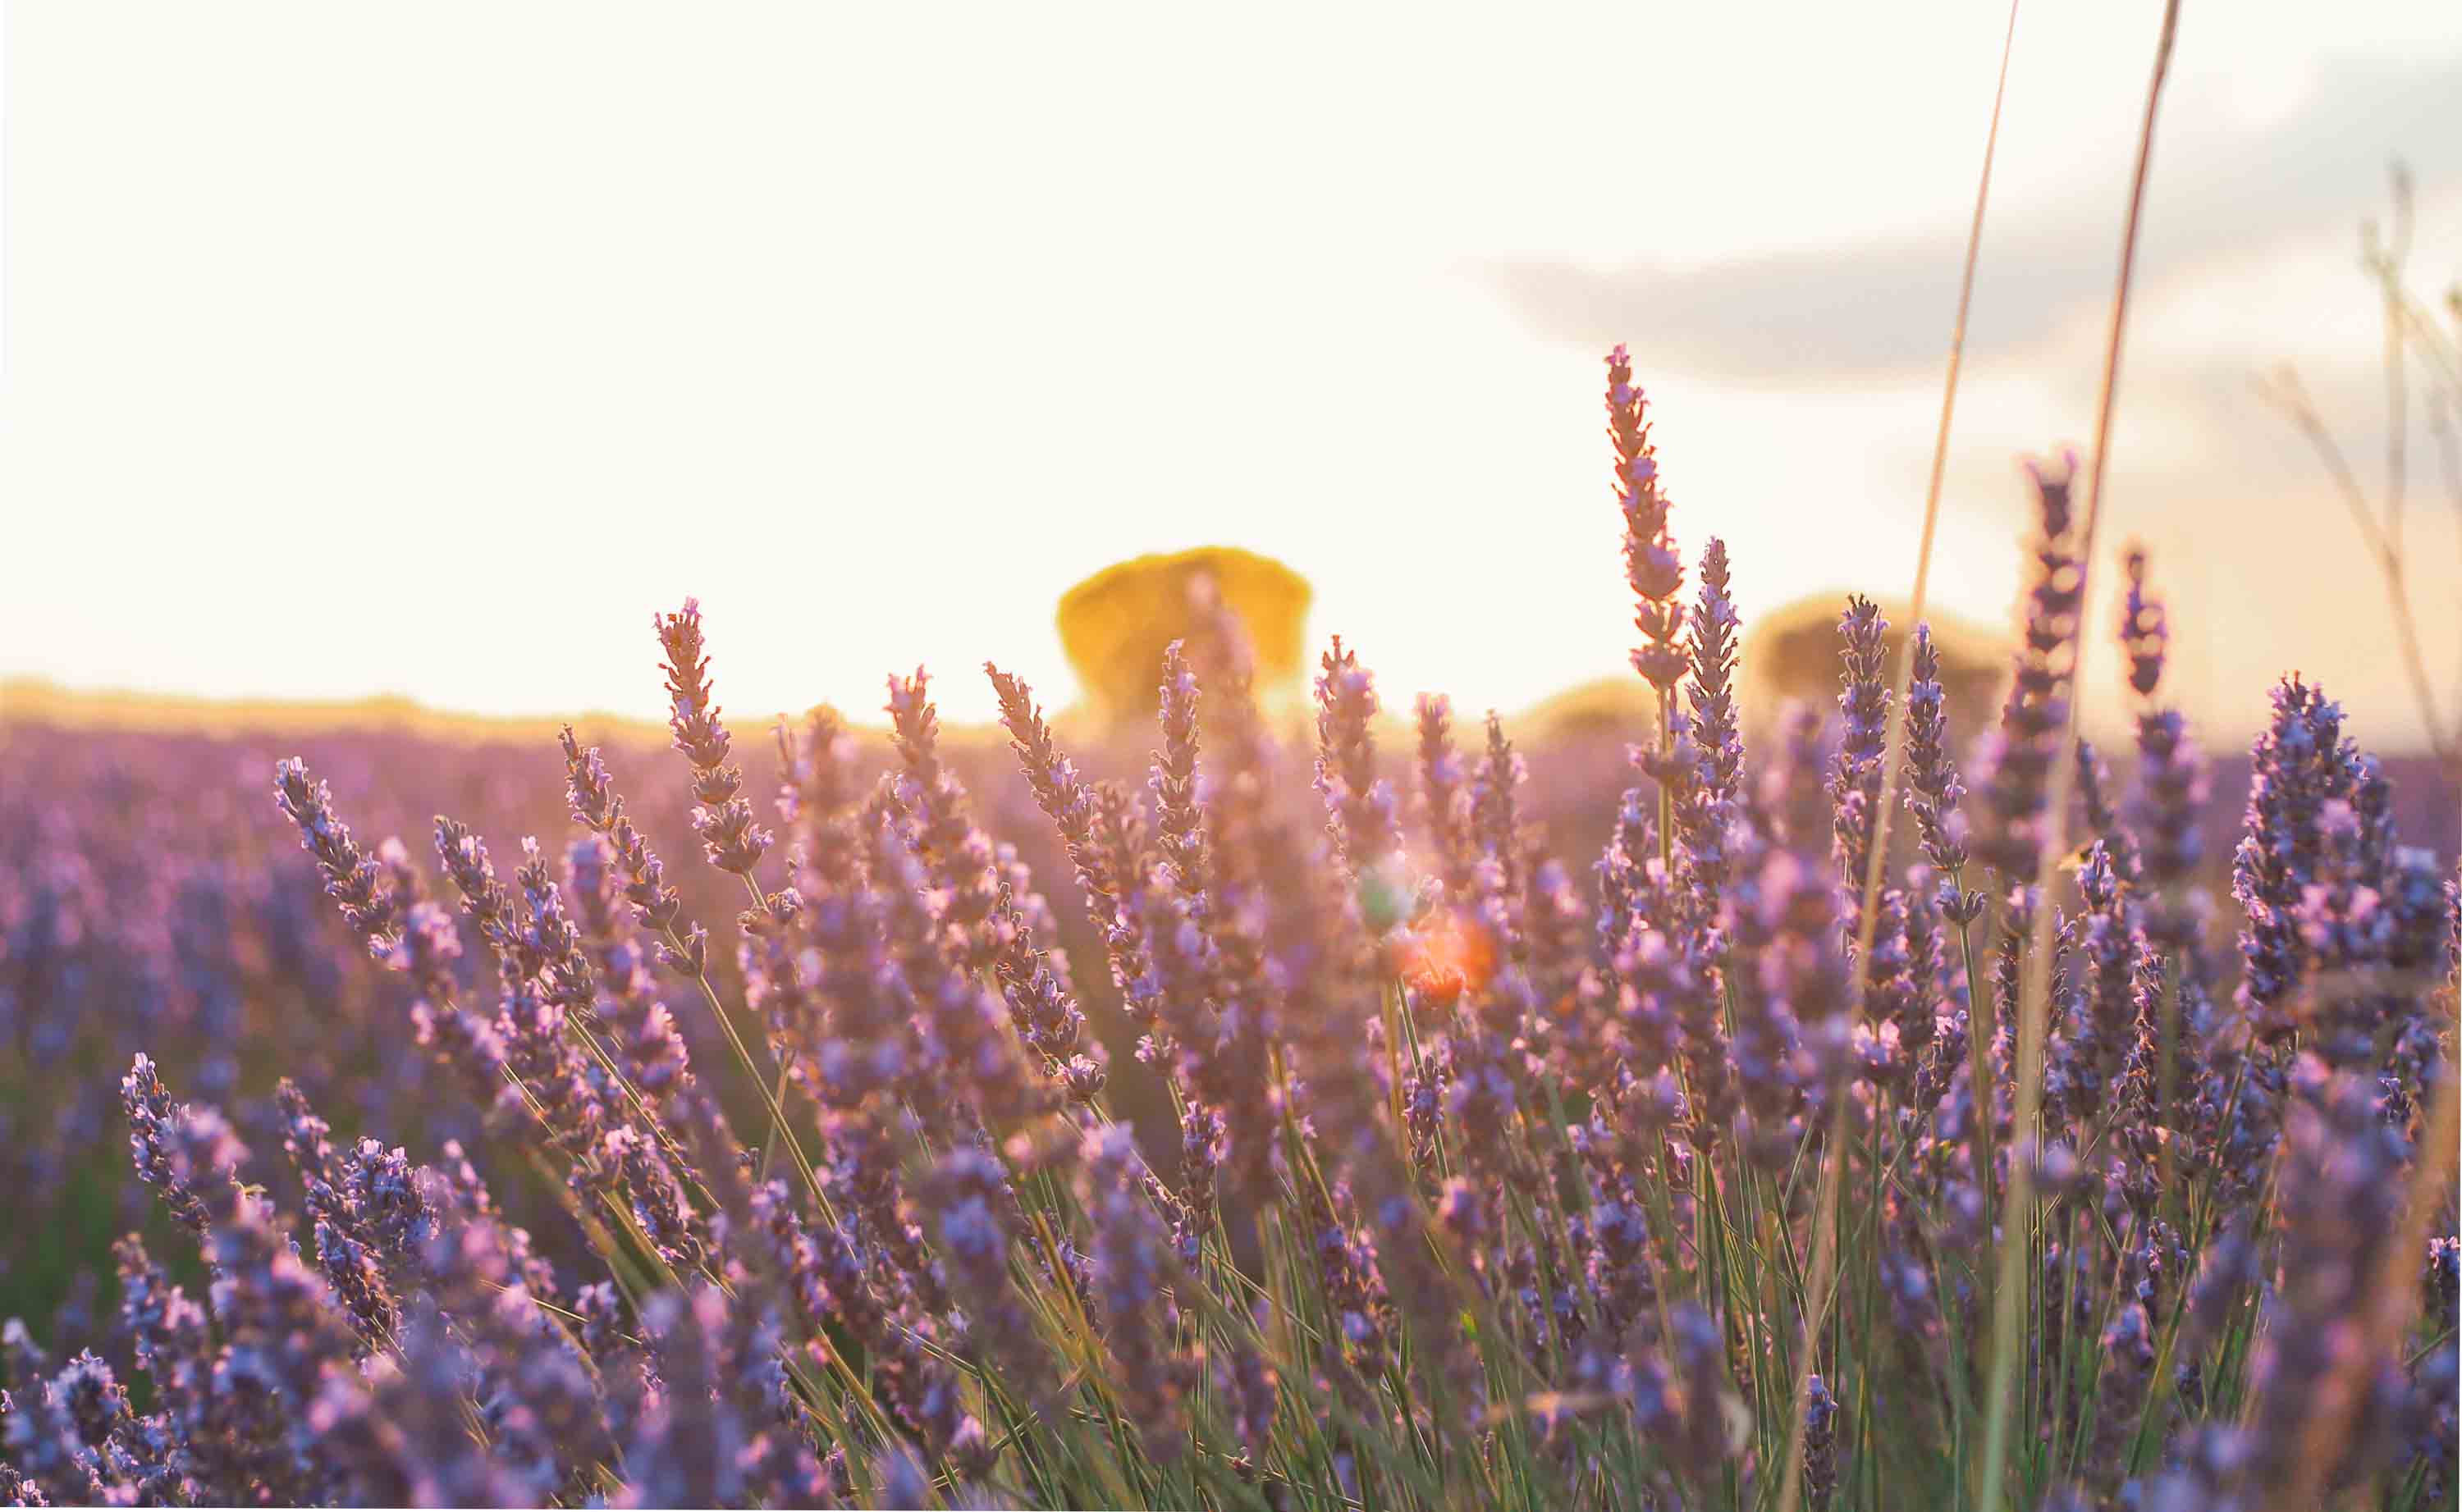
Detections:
[1979, 2, 2183, 1505]
[1772, 2, 2024, 1508]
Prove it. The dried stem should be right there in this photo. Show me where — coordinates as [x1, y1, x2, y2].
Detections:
[1772, 3, 2022, 1508]
[1979, 2, 2180, 1505]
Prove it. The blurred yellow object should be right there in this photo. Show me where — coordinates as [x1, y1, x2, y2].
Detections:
[1522, 593, 2010, 745]
[1055, 546, 1312, 725]
[1741, 593, 2007, 734]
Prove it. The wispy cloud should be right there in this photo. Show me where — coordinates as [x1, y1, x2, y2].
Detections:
[1475, 53, 2462, 382]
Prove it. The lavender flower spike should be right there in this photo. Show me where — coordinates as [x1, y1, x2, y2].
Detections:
[1685, 535, 1746, 888]
[654, 596, 771, 875]
[1969, 450, 2084, 880]
[1150, 639, 1210, 907]
[2118, 541, 2167, 697]
[1902, 623, 1971, 888]
[2120, 546, 2212, 964]
[1609, 345, 1686, 693]
[1078, 1124, 1193, 1460]
[1312, 636, 1406, 914]
[121, 1054, 211, 1235]
[989, 661, 1162, 1030]
[2231, 676, 2359, 1032]
[1415, 692, 1478, 904]
[1828, 594, 1891, 938]
[272, 757, 406, 951]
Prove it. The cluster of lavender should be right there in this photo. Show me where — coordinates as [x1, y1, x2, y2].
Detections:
[2, 349, 2456, 1510]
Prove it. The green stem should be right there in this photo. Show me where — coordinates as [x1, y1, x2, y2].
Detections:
[1952, 878, 1995, 1266]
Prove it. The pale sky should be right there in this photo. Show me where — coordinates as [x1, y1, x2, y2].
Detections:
[3, 2, 2460, 753]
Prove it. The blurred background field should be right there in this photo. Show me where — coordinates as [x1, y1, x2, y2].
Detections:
[6, 614, 2452, 1346]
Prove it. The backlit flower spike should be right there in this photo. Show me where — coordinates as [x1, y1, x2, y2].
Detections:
[654, 597, 771, 875]
[2118, 541, 2168, 699]
[1828, 595, 1891, 944]
[988, 662, 1163, 1030]
[1902, 624, 1988, 940]
[1413, 692, 1478, 905]
[1311, 635, 1403, 889]
[1608, 345, 1687, 693]
[1969, 450, 2084, 880]
[272, 756, 406, 952]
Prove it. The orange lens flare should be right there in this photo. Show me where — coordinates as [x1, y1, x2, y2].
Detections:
[1393, 907, 1497, 1011]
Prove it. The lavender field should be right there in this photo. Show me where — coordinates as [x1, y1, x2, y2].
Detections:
[0, 328, 2454, 1512]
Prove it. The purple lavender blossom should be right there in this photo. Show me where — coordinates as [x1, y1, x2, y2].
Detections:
[1802, 1373, 1840, 1511]
[436, 818, 610, 1156]
[888, 670, 1100, 1099]
[655, 598, 772, 875]
[121, 1053, 211, 1234]
[272, 1080, 399, 1347]
[566, 832, 698, 1109]
[620, 1286, 748, 1508]
[1078, 1125, 1193, 1459]
[1969, 450, 2084, 880]
[925, 1144, 1060, 1412]
[1763, 701, 1834, 863]
[1828, 595, 1891, 942]
[1688, 537, 1747, 808]
[2238, 1062, 2414, 1493]
[1901, 624, 1975, 897]
[871, 815, 1055, 1123]
[2074, 739, 2138, 884]
[2130, 715, 2209, 943]
[1609, 345, 1686, 693]
[1892, 884, 1947, 1100]
[272, 757, 406, 952]
[747, 1176, 985, 1477]
[990, 662, 1164, 1034]
[1471, 712, 1530, 957]
[1312, 637, 1405, 900]
[1723, 858, 1810, 1167]
[1149, 639, 1210, 908]
[2233, 675, 2361, 1033]
[562, 726, 686, 933]
[2118, 542, 2167, 698]
[2084, 1302, 2155, 1501]
[1415, 693, 1478, 904]
[1674, 534, 1747, 915]
[885, 669, 1002, 950]
[2059, 843, 2142, 1126]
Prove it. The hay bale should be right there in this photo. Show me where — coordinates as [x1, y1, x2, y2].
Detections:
[1524, 677, 1656, 744]
[1740, 594, 2008, 735]
[1517, 596, 2011, 750]
[1056, 546, 1312, 725]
